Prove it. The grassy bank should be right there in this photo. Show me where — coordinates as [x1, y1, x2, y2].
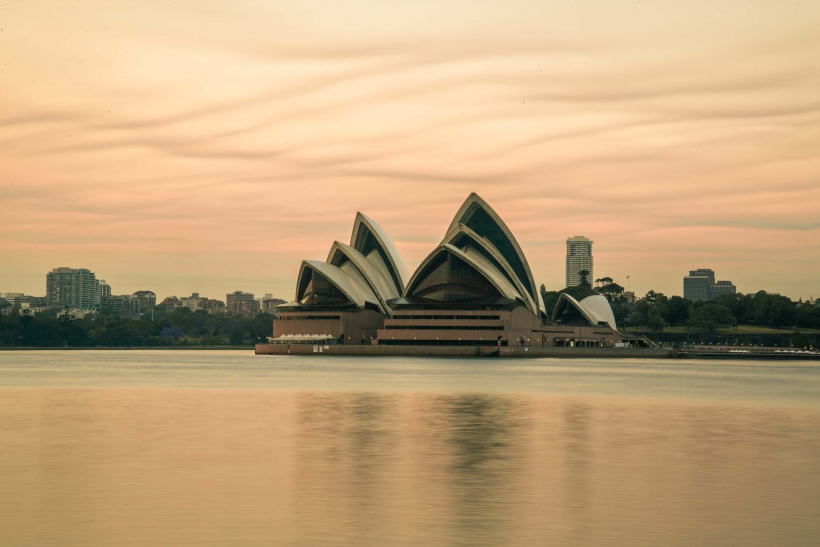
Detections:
[629, 325, 820, 335]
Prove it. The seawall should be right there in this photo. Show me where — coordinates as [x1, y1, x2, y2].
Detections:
[255, 344, 672, 359]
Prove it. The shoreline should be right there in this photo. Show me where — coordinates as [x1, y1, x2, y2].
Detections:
[0, 346, 254, 351]
[255, 344, 820, 361]
[2, 346, 817, 361]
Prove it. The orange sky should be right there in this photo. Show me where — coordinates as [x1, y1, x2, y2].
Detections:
[1, 1, 818, 301]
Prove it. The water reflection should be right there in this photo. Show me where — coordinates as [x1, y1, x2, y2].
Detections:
[563, 403, 592, 542]
[1, 387, 820, 546]
[295, 392, 398, 545]
[439, 394, 526, 547]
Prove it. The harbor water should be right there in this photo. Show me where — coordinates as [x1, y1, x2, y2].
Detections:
[1, 350, 819, 546]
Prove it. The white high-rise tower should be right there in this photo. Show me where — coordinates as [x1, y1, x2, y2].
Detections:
[566, 236, 593, 287]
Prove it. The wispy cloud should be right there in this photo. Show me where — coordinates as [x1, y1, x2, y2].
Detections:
[0, 0, 818, 299]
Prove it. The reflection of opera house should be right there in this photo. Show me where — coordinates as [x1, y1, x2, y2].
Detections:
[272, 193, 623, 348]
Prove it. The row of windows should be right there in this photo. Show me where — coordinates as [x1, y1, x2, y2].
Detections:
[391, 315, 501, 320]
[378, 339, 506, 347]
[384, 325, 504, 331]
[279, 316, 342, 320]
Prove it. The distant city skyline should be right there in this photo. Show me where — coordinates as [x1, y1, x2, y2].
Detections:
[2, 226, 818, 302]
[1, 2, 817, 300]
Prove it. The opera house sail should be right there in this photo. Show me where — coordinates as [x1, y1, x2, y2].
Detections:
[273, 213, 406, 345]
[270, 192, 622, 349]
[379, 194, 544, 347]
[547, 293, 621, 347]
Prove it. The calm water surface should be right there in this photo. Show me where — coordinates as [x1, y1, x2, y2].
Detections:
[1, 351, 819, 546]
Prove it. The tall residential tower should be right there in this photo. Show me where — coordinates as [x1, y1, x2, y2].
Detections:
[566, 236, 593, 287]
[46, 267, 101, 310]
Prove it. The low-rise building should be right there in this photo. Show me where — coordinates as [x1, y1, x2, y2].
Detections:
[181, 293, 204, 311]
[132, 290, 156, 311]
[178, 293, 224, 314]
[18, 302, 48, 316]
[2, 294, 51, 313]
[160, 296, 182, 310]
[227, 291, 260, 318]
[199, 299, 226, 314]
[710, 280, 737, 299]
[261, 296, 286, 315]
[102, 294, 140, 317]
[0, 292, 25, 305]
[59, 308, 95, 320]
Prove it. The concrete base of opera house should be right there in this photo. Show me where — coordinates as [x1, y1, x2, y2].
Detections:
[255, 344, 672, 359]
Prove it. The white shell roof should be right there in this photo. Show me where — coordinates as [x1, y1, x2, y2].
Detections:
[551, 293, 601, 326]
[327, 241, 399, 312]
[350, 212, 409, 292]
[297, 260, 381, 310]
[537, 291, 547, 319]
[579, 295, 617, 330]
[551, 293, 618, 330]
[446, 193, 540, 314]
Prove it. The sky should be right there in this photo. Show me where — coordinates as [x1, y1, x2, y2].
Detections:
[1, 0, 818, 302]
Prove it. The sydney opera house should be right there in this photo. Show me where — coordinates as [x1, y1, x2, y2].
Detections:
[271, 193, 623, 348]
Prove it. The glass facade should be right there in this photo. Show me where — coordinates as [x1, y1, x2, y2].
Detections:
[298, 270, 354, 307]
[683, 276, 710, 302]
[450, 233, 521, 297]
[464, 206, 531, 300]
[354, 225, 402, 292]
[409, 253, 501, 304]
[553, 299, 593, 325]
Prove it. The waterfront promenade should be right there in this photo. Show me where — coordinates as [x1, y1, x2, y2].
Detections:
[255, 344, 820, 360]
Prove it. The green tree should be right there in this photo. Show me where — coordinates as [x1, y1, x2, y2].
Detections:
[597, 282, 624, 303]
[594, 276, 613, 288]
[626, 300, 649, 326]
[0, 309, 24, 346]
[646, 306, 666, 333]
[687, 303, 736, 333]
[796, 304, 820, 330]
[229, 328, 245, 345]
[242, 313, 275, 342]
[644, 290, 668, 306]
[611, 301, 631, 325]
[577, 269, 592, 289]
[666, 296, 691, 326]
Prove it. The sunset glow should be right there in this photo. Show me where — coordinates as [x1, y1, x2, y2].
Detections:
[1, 1, 818, 299]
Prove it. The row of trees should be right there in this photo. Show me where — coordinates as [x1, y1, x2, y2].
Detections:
[0, 305, 275, 347]
[540, 270, 820, 333]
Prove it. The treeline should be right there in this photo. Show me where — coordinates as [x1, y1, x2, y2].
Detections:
[0, 306, 274, 347]
[541, 273, 820, 334]
[621, 291, 820, 332]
